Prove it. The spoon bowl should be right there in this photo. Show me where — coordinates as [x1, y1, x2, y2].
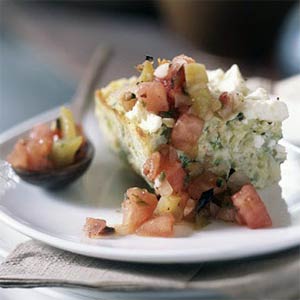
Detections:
[12, 138, 94, 190]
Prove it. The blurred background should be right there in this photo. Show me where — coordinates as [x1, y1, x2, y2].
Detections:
[0, 0, 299, 132]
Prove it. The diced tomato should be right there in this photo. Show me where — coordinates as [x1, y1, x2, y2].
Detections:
[143, 145, 186, 193]
[137, 81, 169, 113]
[121, 187, 158, 234]
[136, 214, 175, 237]
[158, 145, 186, 193]
[218, 92, 234, 119]
[187, 172, 219, 200]
[163, 160, 186, 193]
[26, 125, 54, 171]
[171, 54, 195, 75]
[156, 55, 194, 105]
[216, 207, 237, 222]
[171, 113, 204, 154]
[7, 124, 54, 171]
[143, 152, 161, 181]
[84, 218, 107, 238]
[231, 184, 272, 229]
[7, 139, 28, 169]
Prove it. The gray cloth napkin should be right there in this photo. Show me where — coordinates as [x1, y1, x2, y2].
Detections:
[0, 241, 299, 300]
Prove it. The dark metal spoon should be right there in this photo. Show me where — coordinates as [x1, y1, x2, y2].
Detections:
[12, 45, 112, 189]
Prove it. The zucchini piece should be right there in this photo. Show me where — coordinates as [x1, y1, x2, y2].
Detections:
[139, 60, 154, 82]
[184, 63, 221, 119]
[51, 136, 83, 167]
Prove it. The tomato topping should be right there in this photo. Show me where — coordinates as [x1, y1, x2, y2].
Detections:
[136, 214, 175, 237]
[216, 207, 237, 222]
[187, 172, 219, 200]
[143, 152, 161, 181]
[143, 145, 186, 193]
[231, 184, 272, 229]
[84, 218, 106, 238]
[137, 81, 169, 113]
[171, 113, 204, 154]
[171, 54, 195, 75]
[6, 139, 28, 170]
[7, 124, 54, 171]
[121, 188, 158, 234]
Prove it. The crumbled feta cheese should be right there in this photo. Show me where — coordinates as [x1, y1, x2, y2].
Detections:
[140, 113, 162, 133]
[275, 144, 286, 161]
[207, 65, 248, 96]
[253, 135, 265, 148]
[242, 99, 289, 122]
[275, 144, 286, 155]
[218, 65, 248, 94]
[154, 63, 170, 79]
[125, 100, 144, 121]
[268, 140, 276, 147]
[125, 101, 162, 133]
[245, 88, 269, 101]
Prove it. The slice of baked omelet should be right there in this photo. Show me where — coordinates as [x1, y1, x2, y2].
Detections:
[95, 55, 288, 190]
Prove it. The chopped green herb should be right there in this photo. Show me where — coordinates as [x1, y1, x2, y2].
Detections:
[160, 110, 177, 118]
[214, 158, 221, 166]
[210, 137, 222, 150]
[179, 154, 192, 168]
[236, 112, 244, 121]
[161, 125, 172, 141]
[216, 178, 223, 188]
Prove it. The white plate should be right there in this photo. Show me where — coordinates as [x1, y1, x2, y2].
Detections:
[0, 107, 300, 263]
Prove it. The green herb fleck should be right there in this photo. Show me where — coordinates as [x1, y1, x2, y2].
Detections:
[214, 158, 221, 166]
[160, 110, 177, 118]
[179, 154, 192, 168]
[216, 178, 223, 188]
[237, 112, 244, 121]
[211, 138, 222, 150]
[161, 125, 172, 141]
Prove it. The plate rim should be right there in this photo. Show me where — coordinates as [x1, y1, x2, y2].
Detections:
[1, 106, 300, 263]
[0, 207, 299, 263]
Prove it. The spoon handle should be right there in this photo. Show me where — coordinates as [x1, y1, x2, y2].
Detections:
[71, 45, 112, 121]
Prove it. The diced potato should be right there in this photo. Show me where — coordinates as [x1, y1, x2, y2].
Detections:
[156, 194, 183, 221]
[139, 60, 154, 82]
[60, 107, 77, 139]
[51, 136, 83, 167]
